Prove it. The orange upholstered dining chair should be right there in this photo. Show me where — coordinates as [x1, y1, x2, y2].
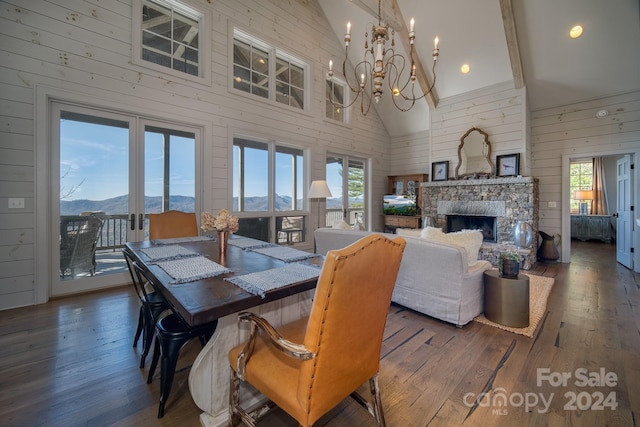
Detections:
[228, 234, 406, 427]
[148, 210, 198, 240]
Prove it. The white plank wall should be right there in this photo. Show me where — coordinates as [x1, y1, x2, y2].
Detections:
[429, 82, 527, 179]
[530, 90, 640, 238]
[0, 0, 392, 309]
[389, 130, 430, 177]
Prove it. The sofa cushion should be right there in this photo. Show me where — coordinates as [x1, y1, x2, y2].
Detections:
[395, 228, 422, 238]
[421, 227, 483, 266]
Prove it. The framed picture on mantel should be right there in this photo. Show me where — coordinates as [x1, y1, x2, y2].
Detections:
[432, 161, 449, 181]
[496, 153, 520, 177]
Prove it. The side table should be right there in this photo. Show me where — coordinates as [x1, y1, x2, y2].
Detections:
[483, 270, 530, 327]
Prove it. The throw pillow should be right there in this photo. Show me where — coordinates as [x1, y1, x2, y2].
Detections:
[332, 220, 352, 230]
[421, 227, 483, 266]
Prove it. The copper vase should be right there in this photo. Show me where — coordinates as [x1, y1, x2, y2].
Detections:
[217, 230, 230, 256]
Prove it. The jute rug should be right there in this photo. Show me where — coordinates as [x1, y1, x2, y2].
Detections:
[474, 273, 555, 338]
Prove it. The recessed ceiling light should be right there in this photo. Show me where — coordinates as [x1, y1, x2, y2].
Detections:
[461, 64, 470, 74]
[570, 25, 583, 39]
[596, 109, 608, 118]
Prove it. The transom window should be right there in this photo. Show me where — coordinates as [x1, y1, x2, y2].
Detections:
[133, 0, 210, 82]
[570, 160, 593, 213]
[233, 137, 307, 244]
[233, 29, 307, 110]
[326, 78, 346, 122]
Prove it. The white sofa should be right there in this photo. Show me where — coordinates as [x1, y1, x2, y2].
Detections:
[314, 228, 492, 327]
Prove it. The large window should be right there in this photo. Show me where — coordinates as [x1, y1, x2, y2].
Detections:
[233, 29, 307, 110]
[134, 0, 210, 81]
[570, 160, 593, 213]
[233, 137, 306, 244]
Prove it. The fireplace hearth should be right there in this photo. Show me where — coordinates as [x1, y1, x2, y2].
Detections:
[447, 215, 497, 242]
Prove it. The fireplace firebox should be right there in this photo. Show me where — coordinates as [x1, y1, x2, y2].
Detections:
[447, 215, 497, 243]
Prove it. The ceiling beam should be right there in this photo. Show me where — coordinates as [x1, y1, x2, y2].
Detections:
[387, 0, 438, 109]
[500, 0, 524, 89]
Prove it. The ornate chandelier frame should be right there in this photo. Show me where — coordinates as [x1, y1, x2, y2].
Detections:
[328, 0, 440, 115]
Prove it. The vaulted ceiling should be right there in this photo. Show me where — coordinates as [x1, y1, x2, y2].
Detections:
[318, 0, 640, 137]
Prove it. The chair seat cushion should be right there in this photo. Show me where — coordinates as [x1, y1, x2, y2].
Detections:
[229, 316, 309, 420]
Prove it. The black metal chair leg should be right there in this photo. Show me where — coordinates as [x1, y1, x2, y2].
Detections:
[134, 306, 144, 347]
[147, 337, 161, 384]
[157, 335, 188, 418]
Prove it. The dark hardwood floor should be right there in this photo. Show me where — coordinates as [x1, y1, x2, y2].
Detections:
[0, 240, 638, 426]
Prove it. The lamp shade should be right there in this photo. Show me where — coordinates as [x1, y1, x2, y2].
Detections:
[308, 180, 332, 198]
[573, 190, 594, 200]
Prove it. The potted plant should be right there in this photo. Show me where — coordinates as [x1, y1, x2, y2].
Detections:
[498, 250, 520, 278]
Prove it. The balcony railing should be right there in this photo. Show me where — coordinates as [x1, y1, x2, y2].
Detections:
[60, 214, 131, 252]
[325, 208, 364, 227]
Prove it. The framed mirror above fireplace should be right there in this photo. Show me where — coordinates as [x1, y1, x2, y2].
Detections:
[455, 127, 495, 179]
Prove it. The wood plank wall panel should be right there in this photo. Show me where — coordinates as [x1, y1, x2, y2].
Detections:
[530, 90, 640, 237]
[389, 130, 430, 176]
[0, 0, 392, 310]
[429, 82, 526, 180]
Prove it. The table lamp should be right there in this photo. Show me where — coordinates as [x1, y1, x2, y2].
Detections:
[573, 189, 593, 215]
[308, 180, 332, 229]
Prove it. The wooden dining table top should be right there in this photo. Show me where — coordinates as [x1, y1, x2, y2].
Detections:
[125, 239, 322, 327]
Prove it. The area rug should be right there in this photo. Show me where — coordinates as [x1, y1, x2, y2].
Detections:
[474, 273, 555, 338]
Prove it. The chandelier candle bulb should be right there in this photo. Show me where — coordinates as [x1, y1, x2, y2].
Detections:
[434, 36, 439, 49]
[410, 18, 415, 32]
[329, 60, 332, 72]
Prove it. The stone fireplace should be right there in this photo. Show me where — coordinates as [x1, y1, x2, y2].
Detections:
[421, 177, 539, 269]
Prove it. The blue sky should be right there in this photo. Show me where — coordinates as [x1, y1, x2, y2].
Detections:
[61, 117, 343, 204]
[60, 119, 195, 201]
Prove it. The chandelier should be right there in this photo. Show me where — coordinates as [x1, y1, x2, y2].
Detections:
[327, 0, 440, 115]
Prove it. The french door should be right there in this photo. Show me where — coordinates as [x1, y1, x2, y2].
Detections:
[51, 102, 200, 296]
[616, 155, 633, 268]
[326, 154, 367, 228]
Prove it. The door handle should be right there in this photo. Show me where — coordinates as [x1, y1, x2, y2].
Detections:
[139, 213, 144, 230]
[130, 213, 135, 230]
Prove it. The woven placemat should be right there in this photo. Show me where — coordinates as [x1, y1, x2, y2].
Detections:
[225, 263, 321, 298]
[156, 256, 231, 284]
[139, 245, 198, 262]
[248, 245, 318, 262]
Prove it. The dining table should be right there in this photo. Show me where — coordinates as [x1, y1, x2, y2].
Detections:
[125, 235, 323, 427]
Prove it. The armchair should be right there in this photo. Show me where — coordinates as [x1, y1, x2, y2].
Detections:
[148, 210, 198, 240]
[228, 234, 406, 426]
[59, 214, 104, 278]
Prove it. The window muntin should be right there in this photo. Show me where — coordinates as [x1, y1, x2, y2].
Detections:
[326, 79, 345, 122]
[570, 160, 593, 213]
[233, 29, 307, 110]
[276, 57, 304, 109]
[141, 0, 202, 77]
[233, 39, 269, 98]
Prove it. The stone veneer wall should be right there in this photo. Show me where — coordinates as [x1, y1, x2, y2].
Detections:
[420, 177, 539, 269]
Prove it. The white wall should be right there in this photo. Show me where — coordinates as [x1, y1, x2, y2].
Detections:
[530, 90, 640, 264]
[429, 82, 528, 179]
[0, 0, 392, 310]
